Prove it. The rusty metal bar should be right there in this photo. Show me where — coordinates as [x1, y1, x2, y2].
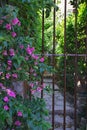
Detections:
[63, 0, 67, 130]
[74, 0, 78, 130]
[6, 0, 9, 4]
[36, 54, 87, 57]
[41, 8, 44, 98]
[52, 0, 56, 129]
[86, 0, 87, 124]
[0, 0, 8, 6]
[42, 9, 45, 54]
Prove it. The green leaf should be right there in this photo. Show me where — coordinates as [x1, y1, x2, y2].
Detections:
[3, 41, 8, 48]
[0, 46, 2, 50]
[0, 36, 5, 42]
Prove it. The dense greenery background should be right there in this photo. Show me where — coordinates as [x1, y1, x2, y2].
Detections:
[56, 2, 87, 93]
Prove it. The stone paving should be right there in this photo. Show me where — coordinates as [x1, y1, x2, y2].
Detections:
[42, 78, 75, 130]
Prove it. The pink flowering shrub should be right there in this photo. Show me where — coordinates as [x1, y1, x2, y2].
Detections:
[0, 84, 51, 129]
[0, 6, 49, 93]
[0, 5, 52, 130]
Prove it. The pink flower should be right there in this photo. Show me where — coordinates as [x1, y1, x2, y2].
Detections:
[7, 66, 11, 70]
[12, 73, 18, 78]
[41, 83, 45, 88]
[15, 120, 21, 126]
[26, 46, 32, 55]
[3, 50, 8, 56]
[36, 81, 39, 85]
[17, 111, 23, 117]
[18, 21, 21, 26]
[12, 18, 19, 25]
[31, 47, 35, 54]
[7, 60, 12, 66]
[6, 73, 11, 79]
[0, 71, 2, 76]
[29, 83, 34, 88]
[30, 68, 34, 73]
[0, 83, 4, 88]
[31, 54, 39, 60]
[5, 23, 11, 30]
[31, 89, 36, 95]
[40, 57, 44, 62]
[0, 20, 3, 25]
[33, 73, 37, 76]
[7, 89, 16, 98]
[9, 49, 15, 56]
[4, 105, 9, 111]
[37, 87, 42, 92]
[11, 32, 17, 37]
[3, 96, 9, 102]
[26, 45, 35, 55]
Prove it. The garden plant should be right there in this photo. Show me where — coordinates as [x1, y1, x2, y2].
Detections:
[0, 4, 52, 130]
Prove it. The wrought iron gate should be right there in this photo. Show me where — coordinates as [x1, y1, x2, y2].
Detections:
[41, 0, 87, 130]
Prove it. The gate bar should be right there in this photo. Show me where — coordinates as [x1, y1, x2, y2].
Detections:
[36, 54, 87, 57]
[52, 0, 56, 129]
[86, 0, 87, 124]
[64, 0, 67, 130]
[74, 0, 78, 129]
[6, 0, 9, 4]
[41, 8, 44, 98]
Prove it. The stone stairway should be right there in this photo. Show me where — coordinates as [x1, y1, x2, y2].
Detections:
[43, 78, 75, 130]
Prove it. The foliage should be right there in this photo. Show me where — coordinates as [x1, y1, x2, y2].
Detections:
[80, 125, 86, 130]
[0, 4, 52, 86]
[55, 2, 87, 93]
[70, 0, 87, 7]
[0, 86, 51, 130]
[0, 4, 52, 129]
[7, 0, 58, 53]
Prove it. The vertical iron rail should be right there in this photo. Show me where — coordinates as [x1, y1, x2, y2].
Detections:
[6, 0, 9, 4]
[74, 0, 78, 130]
[52, 0, 56, 129]
[0, 0, 9, 7]
[41, 8, 44, 98]
[42, 9, 44, 54]
[63, 0, 67, 130]
[85, 1, 87, 124]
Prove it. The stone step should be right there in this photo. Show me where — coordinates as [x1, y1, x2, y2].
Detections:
[54, 128, 75, 130]
[54, 122, 74, 128]
[48, 122, 74, 130]
[49, 110, 74, 117]
[45, 112, 74, 129]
